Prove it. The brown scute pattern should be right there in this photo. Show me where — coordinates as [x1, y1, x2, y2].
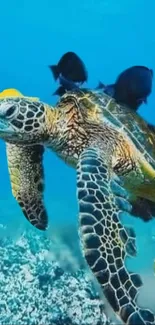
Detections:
[77, 147, 155, 325]
[6, 143, 48, 230]
[62, 89, 155, 169]
[96, 90, 155, 169]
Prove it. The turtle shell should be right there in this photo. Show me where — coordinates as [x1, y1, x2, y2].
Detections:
[60, 88, 155, 170]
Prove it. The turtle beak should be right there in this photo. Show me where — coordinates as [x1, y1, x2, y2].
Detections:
[0, 118, 10, 130]
[0, 118, 15, 137]
[0, 102, 17, 137]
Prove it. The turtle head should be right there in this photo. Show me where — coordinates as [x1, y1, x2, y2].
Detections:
[0, 96, 50, 144]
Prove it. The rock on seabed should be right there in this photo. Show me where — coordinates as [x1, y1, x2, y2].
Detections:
[0, 228, 113, 325]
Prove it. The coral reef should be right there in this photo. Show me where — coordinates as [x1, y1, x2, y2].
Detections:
[0, 227, 112, 325]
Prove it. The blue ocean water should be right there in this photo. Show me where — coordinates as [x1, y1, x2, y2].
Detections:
[1, 0, 155, 324]
[0, 0, 155, 226]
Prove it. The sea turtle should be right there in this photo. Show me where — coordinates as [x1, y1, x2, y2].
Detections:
[0, 88, 155, 324]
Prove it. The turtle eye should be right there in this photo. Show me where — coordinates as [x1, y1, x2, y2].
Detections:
[5, 105, 17, 118]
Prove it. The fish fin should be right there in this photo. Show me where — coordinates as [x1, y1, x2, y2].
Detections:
[104, 84, 115, 97]
[106, 83, 115, 89]
[53, 86, 66, 96]
[49, 65, 59, 80]
[150, 69, 154, 77]
[137, 98, 147, 105]
[96, 81, 105, 89]
[59, 75, 79, 90]
[144, 98, 147, 104]
[0, 89, 39, 101]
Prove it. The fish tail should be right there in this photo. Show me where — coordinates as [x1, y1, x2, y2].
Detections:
[53, 86, 66, 96]
[49, 65, 59, 80]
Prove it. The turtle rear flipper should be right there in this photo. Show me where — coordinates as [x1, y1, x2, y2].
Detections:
[77, 147, 155, 325]
[6, 143, 48, 230]
[131, 197, 155, 221]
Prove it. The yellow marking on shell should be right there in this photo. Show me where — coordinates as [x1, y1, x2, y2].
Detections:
[0, 88, 39, 101]
[89, 98, 113, 123]
[88, 104, 102, 123]
[80, 95, 104, 123]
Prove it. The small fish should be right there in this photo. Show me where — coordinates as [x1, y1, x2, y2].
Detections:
[49, 51, 88, 83]
[114, 66, 153, 110]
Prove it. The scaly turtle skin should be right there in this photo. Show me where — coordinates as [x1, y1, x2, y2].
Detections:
[0, 88, 155, 325]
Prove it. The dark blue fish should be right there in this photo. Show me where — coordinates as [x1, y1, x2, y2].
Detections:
[96, 66, 153, 111]
[114, 66, 153, 110]
[49, 51, 88, 82]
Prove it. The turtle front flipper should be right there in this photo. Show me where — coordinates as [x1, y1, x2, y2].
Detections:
[77, 147, 155, 325]
[6, 143, 48, 230]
